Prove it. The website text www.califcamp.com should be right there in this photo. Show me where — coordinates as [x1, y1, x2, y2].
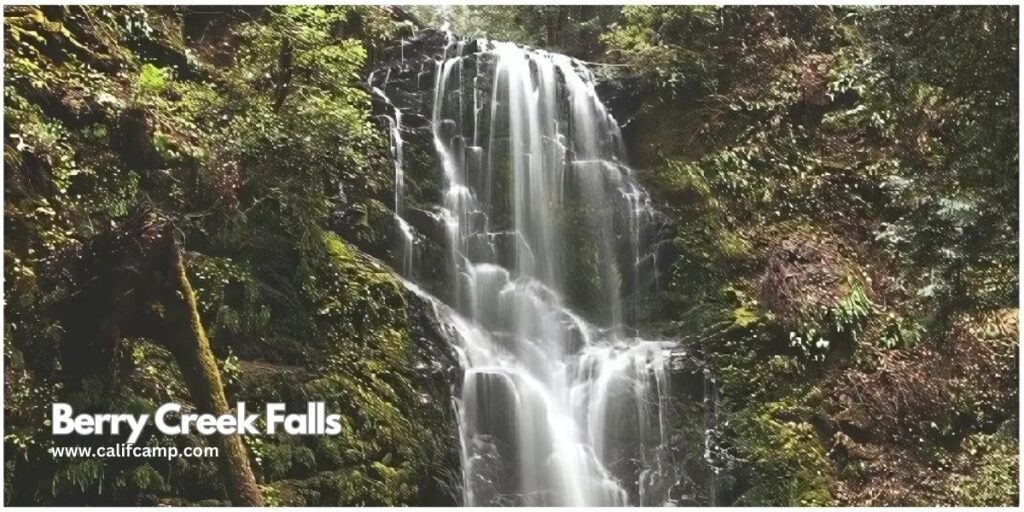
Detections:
[49, 444, 219, 461]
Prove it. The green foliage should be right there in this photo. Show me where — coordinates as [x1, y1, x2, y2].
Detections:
[114, 465, 170, 497]
[127, 339, 188, 403]
[3, 4, 1018, 507]
[224, 229, 450, 506]
[261, 437, 317, 481]
[3, 5, 449, 507]
[602, 6, 720, 94]
[790, 279, 873, 360]
[732, 398, 836, 506]
[623, 4, 1016, 350]
[877, 313, 924, 350]
[188, 255, 271, 353]
[616, 6, 1017, 506]
[645, 159, 754, 321]
[948, 430, 1019, 506]
[53, 459, 105, 495]
[409, 5, 620, 57]
[866, 7, 1018, 312]
[137, 63, 168, 97]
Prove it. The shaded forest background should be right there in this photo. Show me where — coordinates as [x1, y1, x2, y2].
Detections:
[3, 4, 1019, 506]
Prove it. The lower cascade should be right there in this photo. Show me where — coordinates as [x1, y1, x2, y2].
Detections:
[373, 32, 700, 506]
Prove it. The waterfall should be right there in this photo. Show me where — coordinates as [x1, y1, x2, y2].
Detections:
[369, 69, 414, 276]
[380, 33, 680, 506]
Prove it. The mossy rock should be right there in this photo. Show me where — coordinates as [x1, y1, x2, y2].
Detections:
[730, 398, 836, 506]
[217, 231, 461, 506]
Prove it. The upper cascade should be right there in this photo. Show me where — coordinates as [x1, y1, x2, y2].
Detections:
[370, 31, 698, 506]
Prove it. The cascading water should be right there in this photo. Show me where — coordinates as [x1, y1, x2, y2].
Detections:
[374, 32, 689, 506]
[369, 68, 415, 277]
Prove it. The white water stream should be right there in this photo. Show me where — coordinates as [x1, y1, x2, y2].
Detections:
[380, 34, 677, 506]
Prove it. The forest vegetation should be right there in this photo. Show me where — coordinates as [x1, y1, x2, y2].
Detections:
[3, 4, 1019, 506]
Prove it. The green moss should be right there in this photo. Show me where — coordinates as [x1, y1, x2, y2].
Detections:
[138, 63, 168, 97]
[716, 230, 753, 264]
[733, 399, 836, 506]
[4, 4, 455, 506]
[219, 229, 453, 505]
[128, 339, 189, 403]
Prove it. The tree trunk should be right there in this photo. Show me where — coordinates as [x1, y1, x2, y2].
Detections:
[161, 244, 265, 507]
[58, 207, 264, 506]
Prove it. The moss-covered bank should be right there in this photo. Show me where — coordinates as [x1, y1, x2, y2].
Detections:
[4, 5, 458, 506]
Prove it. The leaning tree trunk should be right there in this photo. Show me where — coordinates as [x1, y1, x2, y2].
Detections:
[58, 206, 264, 506]
[161, 242, 264, 506]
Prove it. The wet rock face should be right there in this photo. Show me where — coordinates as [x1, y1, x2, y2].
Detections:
[363, 29, 724, 507]
[368, 29, 679, 320]
[359, 30, 457, 300]
[405, 291, 466, 506]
